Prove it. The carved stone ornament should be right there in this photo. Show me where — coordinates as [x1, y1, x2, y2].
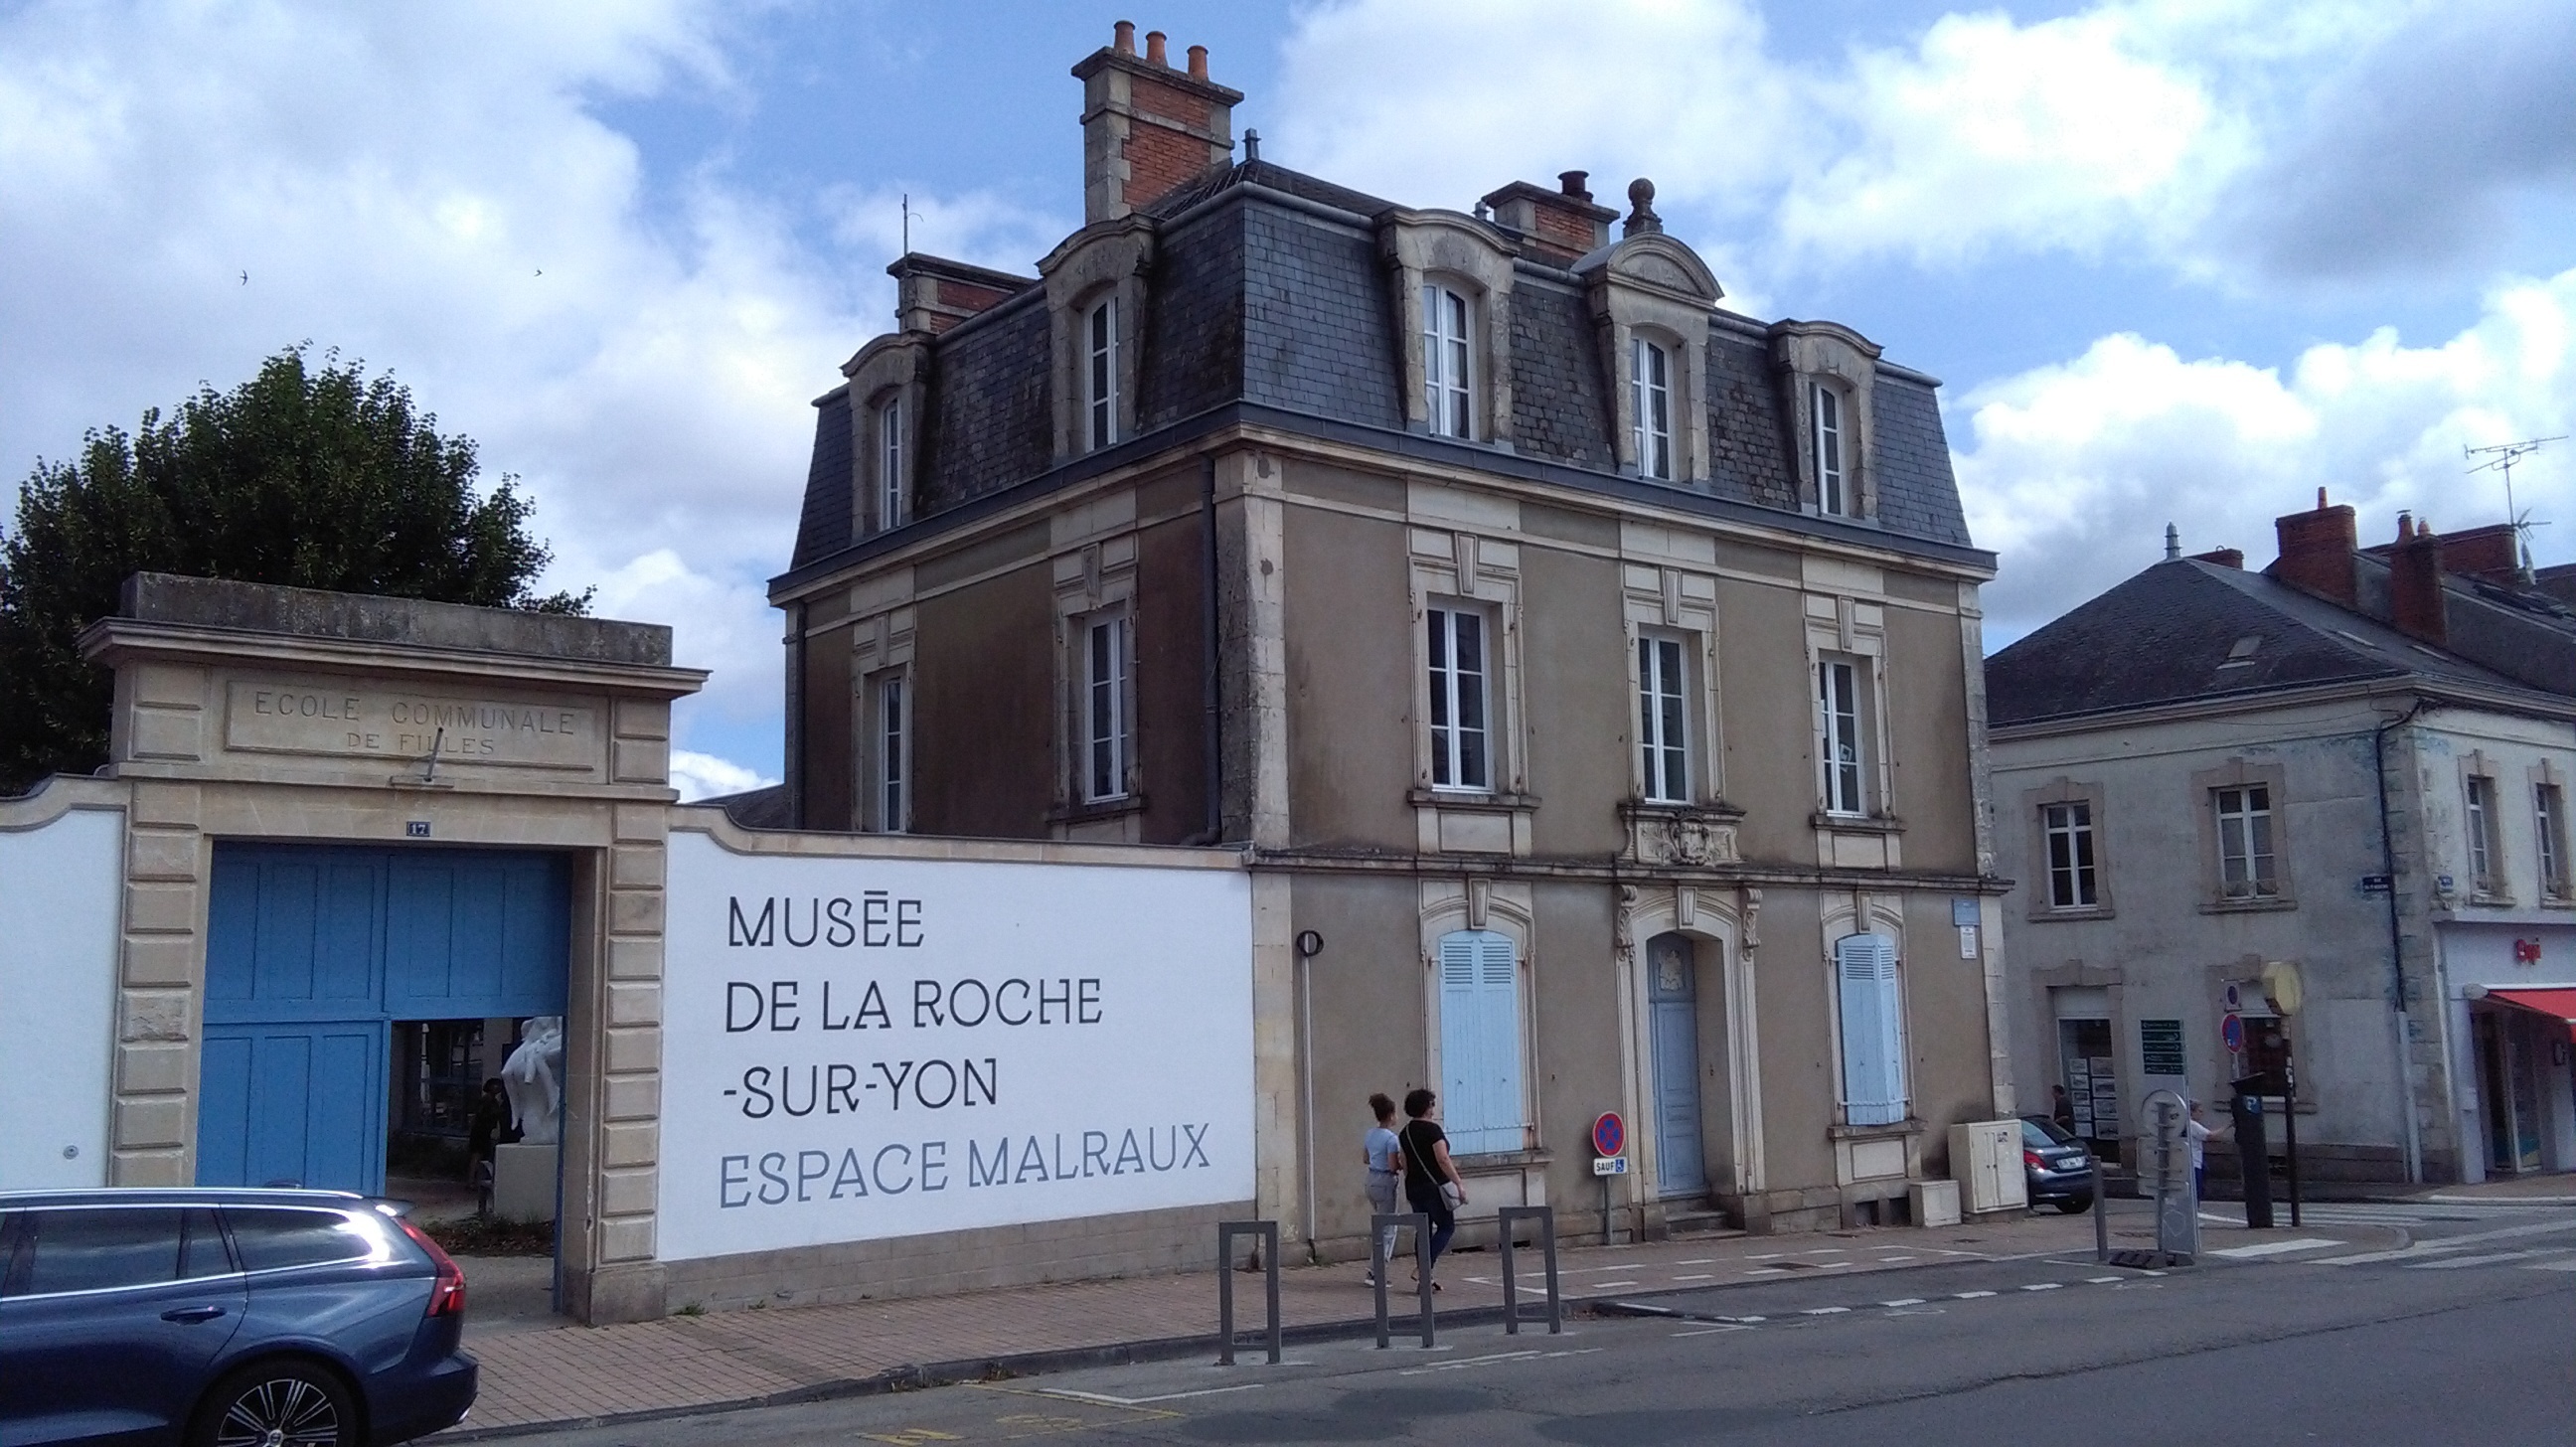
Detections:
[1622, 802, 1744, 867]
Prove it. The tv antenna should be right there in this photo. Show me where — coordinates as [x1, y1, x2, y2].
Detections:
[2467, 436, 2562, 574]
[900, 192, 923, 255]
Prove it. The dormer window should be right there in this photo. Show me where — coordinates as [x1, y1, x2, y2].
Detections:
[1813, 382, 1852, 516]
[1423, 285, 1474, 438]
[1085, 296, 1120, 451]
[1633, 338, 1674, 480]
[878, 395, 905, 529]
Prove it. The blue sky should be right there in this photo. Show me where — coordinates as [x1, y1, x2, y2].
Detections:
[5, 1, 2574, 795]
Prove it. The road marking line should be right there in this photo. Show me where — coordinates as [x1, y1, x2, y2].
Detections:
[1747, 1251, 1788, 1259]
[2523, 1257, 2576, 1272]
[1395, 1349, 1543, 1376]
[1801, 1307, 1851, 1315]
[1043, 1383, 1265, 1406]
[1734, 1315, 1768, 1323]
[1540, 1350, 1604, 1359]
[1878, 1298, 1926, 1307]
[2019, 1283, 2063, 1291]
[2208, 1238, 2345, 1259]
[1674, 1325, 1756, 1337]
[1745, 1267, 1786, 1275]
[2405, 1249, 2562, 1270]
[1675, 1273, 1715, 1281]
[1677, 1258, 1715, 1265]
[2086, 1276, 2124, 1284]
[1955, 1290, 1998, 1299]
[1593, 1280, 1640, 1288]
[2313, 1218, 2576, 1266]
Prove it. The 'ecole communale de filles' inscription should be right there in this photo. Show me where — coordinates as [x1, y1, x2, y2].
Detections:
[225, 681, 598, 768]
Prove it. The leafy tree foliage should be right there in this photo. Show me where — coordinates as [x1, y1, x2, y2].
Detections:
[0, 347, 588, 792]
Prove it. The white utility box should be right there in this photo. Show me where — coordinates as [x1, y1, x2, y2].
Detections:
[1947, 1120, 2028, 1213]
[1908, 1178, 1962, 1228]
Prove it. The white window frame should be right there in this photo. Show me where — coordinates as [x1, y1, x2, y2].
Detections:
[1426, 603, 1493, 793]
[2214, 785, 2278, 899]
[1818, 655, 1867, 816]
[875, 672, 907, 834]
[1632, 337, 1674, 480]
[1422, 284, 1474, 439]
[2538, 780, 2569, 900]
[2466, 774, 2500, 891]
[1084, 296, 1119, 452]
[1637, 630, 1690, 804]
[2041, 801, 2098, 909]
[1081, 610, 1130, 803]
[1813, 382, 1851, 516]
[877, 395, 904, 530]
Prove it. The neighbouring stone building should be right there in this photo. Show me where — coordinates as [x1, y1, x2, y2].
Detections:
[1989, 499, 2576, 1190]
[759, 22, 2015, 1249]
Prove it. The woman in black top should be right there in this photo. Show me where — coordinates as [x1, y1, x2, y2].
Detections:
[1398, 1087, 1467, 1282]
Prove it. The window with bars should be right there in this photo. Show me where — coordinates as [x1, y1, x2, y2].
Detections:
[1085, 296, 1119, 451]
[1436, 929, 1525, 1156]
[1818, 656, 1866, 815]
[2042, 801, 2098, 909]
[1813, 382, 1851, 516]
[1426, 606, 1491, 791]
[1082, 613, 1130, 803]
[1632, 337, 1673, 480]
[1835, 933, 1906, 1127]
[2539, 783, 2569, 899]
[2214, 785, 2278, 898]
[877, 673, 905, 833]
[1637, 632, 1689, 803]
[1422, 284, 1473, 439]
[878, 396, 904, 529]
[2466, 775, 2501, 891]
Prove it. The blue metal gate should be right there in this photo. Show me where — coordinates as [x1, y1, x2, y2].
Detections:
[199, 845, 570, 1194]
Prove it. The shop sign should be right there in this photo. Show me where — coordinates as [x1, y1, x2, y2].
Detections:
[656, 832, 1255, 1261]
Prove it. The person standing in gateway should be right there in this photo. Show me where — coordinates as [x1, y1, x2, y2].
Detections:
[1399, 1087, 1468, 1286]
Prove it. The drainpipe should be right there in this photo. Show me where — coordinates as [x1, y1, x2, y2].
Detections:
[1184, 453, 1223, 846]
[2375, 699, 2430, 1184]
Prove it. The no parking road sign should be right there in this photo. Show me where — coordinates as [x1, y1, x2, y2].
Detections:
[1591, 1111, 1625, 1158]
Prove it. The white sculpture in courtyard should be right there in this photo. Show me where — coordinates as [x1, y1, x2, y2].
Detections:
[499, 1016, 565, 1146]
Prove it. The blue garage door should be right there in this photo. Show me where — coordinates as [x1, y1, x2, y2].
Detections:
[199, 845, 569, 1194]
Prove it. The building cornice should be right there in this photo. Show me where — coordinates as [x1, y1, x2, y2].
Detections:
[79, 618, 710, 700]
[1989, 674, 2576, 743]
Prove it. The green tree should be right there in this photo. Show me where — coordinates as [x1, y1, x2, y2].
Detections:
[0, 346, 589, 793]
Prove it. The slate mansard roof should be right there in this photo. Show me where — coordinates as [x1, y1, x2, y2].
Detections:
[1985, 558, 2555, 729]
[781, 159, 1980, 584]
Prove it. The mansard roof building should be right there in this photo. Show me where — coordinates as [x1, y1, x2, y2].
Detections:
[764, 24, 2012, 1244]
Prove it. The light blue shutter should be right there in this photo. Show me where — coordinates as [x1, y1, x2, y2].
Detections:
[1439, 934, 1485, 1151]
[1476, 933, 1524, 1155]
[1439, 930, 1525, 1155]
[1837, 934, 1906, 1126]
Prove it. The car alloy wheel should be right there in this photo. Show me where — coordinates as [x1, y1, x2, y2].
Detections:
[206, 1367, 349, 1447]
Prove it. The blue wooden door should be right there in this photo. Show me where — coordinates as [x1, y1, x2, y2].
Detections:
[1647, 934, 1706, 1199]
[199, 845, 568, 1195]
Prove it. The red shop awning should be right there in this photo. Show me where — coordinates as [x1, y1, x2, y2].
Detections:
[2488, 987, 2576, 1041]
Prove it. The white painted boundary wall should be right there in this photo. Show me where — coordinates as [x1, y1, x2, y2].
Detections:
[0, 798, 123, 1189]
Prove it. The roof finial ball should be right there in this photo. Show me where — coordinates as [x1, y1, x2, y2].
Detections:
[1624, 177, 1663, 237]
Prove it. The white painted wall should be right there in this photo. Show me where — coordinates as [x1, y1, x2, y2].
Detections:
[0, 802, 123, 1190]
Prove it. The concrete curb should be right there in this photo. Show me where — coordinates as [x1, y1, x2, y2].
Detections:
[2422, 1194, 2576, 1206]
[437, 1300, 1563, 1441]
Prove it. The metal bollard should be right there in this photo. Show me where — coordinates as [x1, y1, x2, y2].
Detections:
[1496, 1205, 1561, 1336]
[1215, 1219, 1281, 1365]
[2092, 1157, 2109, 1263]
[1370, 1211, 1434, 1349]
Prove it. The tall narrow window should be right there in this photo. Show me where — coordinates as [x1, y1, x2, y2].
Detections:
[1085, 296, 1119, 451]
[1638, 633, 1688, 803]
[1437, 929, 1525, 1155]
[1084, 614, 1129, 802]
[877, 674, 905, 833]
[1426, 606, 1490, 791]
[2042, 801, 2098, 909]
[1819, 657, 1865, 815]
[2466, 775, 2499, 890]
[1813, 383, 1849, 515]
[878, 397, 904, 530]
[1423, 285, 1473, 438]
[2214, 785, 2277, 898]
[1632, 338, 1673, 479]
[1835, 933, 1906, 1127]
[2539, 783, 2569, 899]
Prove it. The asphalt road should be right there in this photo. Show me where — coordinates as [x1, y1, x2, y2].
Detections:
[510, 1202, 2576, 1447]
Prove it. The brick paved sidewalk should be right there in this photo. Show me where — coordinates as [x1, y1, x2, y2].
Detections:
[440, 1210, 2121, 1438]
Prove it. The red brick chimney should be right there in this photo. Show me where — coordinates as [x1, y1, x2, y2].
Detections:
[2388, 514, 2449, 646]
[1072, 22, 1242, 224]
[2270, 487, 2358, 607]
[2189, 548, 2244, 568]
[2431, 522, 2520, 582]
[887, 254, 1037, 335]
[1480, 171, 1619, 262]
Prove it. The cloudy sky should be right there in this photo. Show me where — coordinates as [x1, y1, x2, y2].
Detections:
[4, 0, 2572, 797]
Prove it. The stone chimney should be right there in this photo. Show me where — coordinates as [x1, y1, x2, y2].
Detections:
[2270, 487, 2358, 607]
[1071, 22, 1242, 224]
[887, 254, 1037, 335]
[1480, 171, 1619, 262]
[2388, 514, 2449, 646]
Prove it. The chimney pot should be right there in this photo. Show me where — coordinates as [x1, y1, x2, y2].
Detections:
[1187, 44, 1208, 80]
[2317, 486, 2329, 510]
[1113, 20, 1134, 54]
[1145, 29, 1166, 65]
[1559, 170, 1592, 201]
[2389, 522, 2448, 646]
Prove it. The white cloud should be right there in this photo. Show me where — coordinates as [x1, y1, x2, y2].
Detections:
[1957, 266, 2576, 636]
[669, 748, 773, 803]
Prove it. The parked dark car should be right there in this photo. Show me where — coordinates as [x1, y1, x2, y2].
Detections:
[2020, 1115, 2096, 1213]
[0, 1188, 476, 1446]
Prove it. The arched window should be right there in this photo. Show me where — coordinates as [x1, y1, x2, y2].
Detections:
[878, 395, 905, 529]
[1436, 928, 1524, 1154]
[1812, 382, 1852, 515]
[1085, 296, 1119, 451]
[1422, 284, 1473, 438]
[1632, 337, 1673, 480]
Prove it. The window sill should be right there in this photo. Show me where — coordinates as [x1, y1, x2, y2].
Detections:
[1812, 811, 1905, 835]
[1407, 787, 1539, 813]
[1451, 1148, 1551, 1172]
[1828, 1118, 1923, 1141]
[2464, 890, 2519, 909]
[2027, 905, 2115, 923]
[2540, 895, 2576, 910]
[1049, 793, 1146, 826]
[2200, 894, 2297, 914]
